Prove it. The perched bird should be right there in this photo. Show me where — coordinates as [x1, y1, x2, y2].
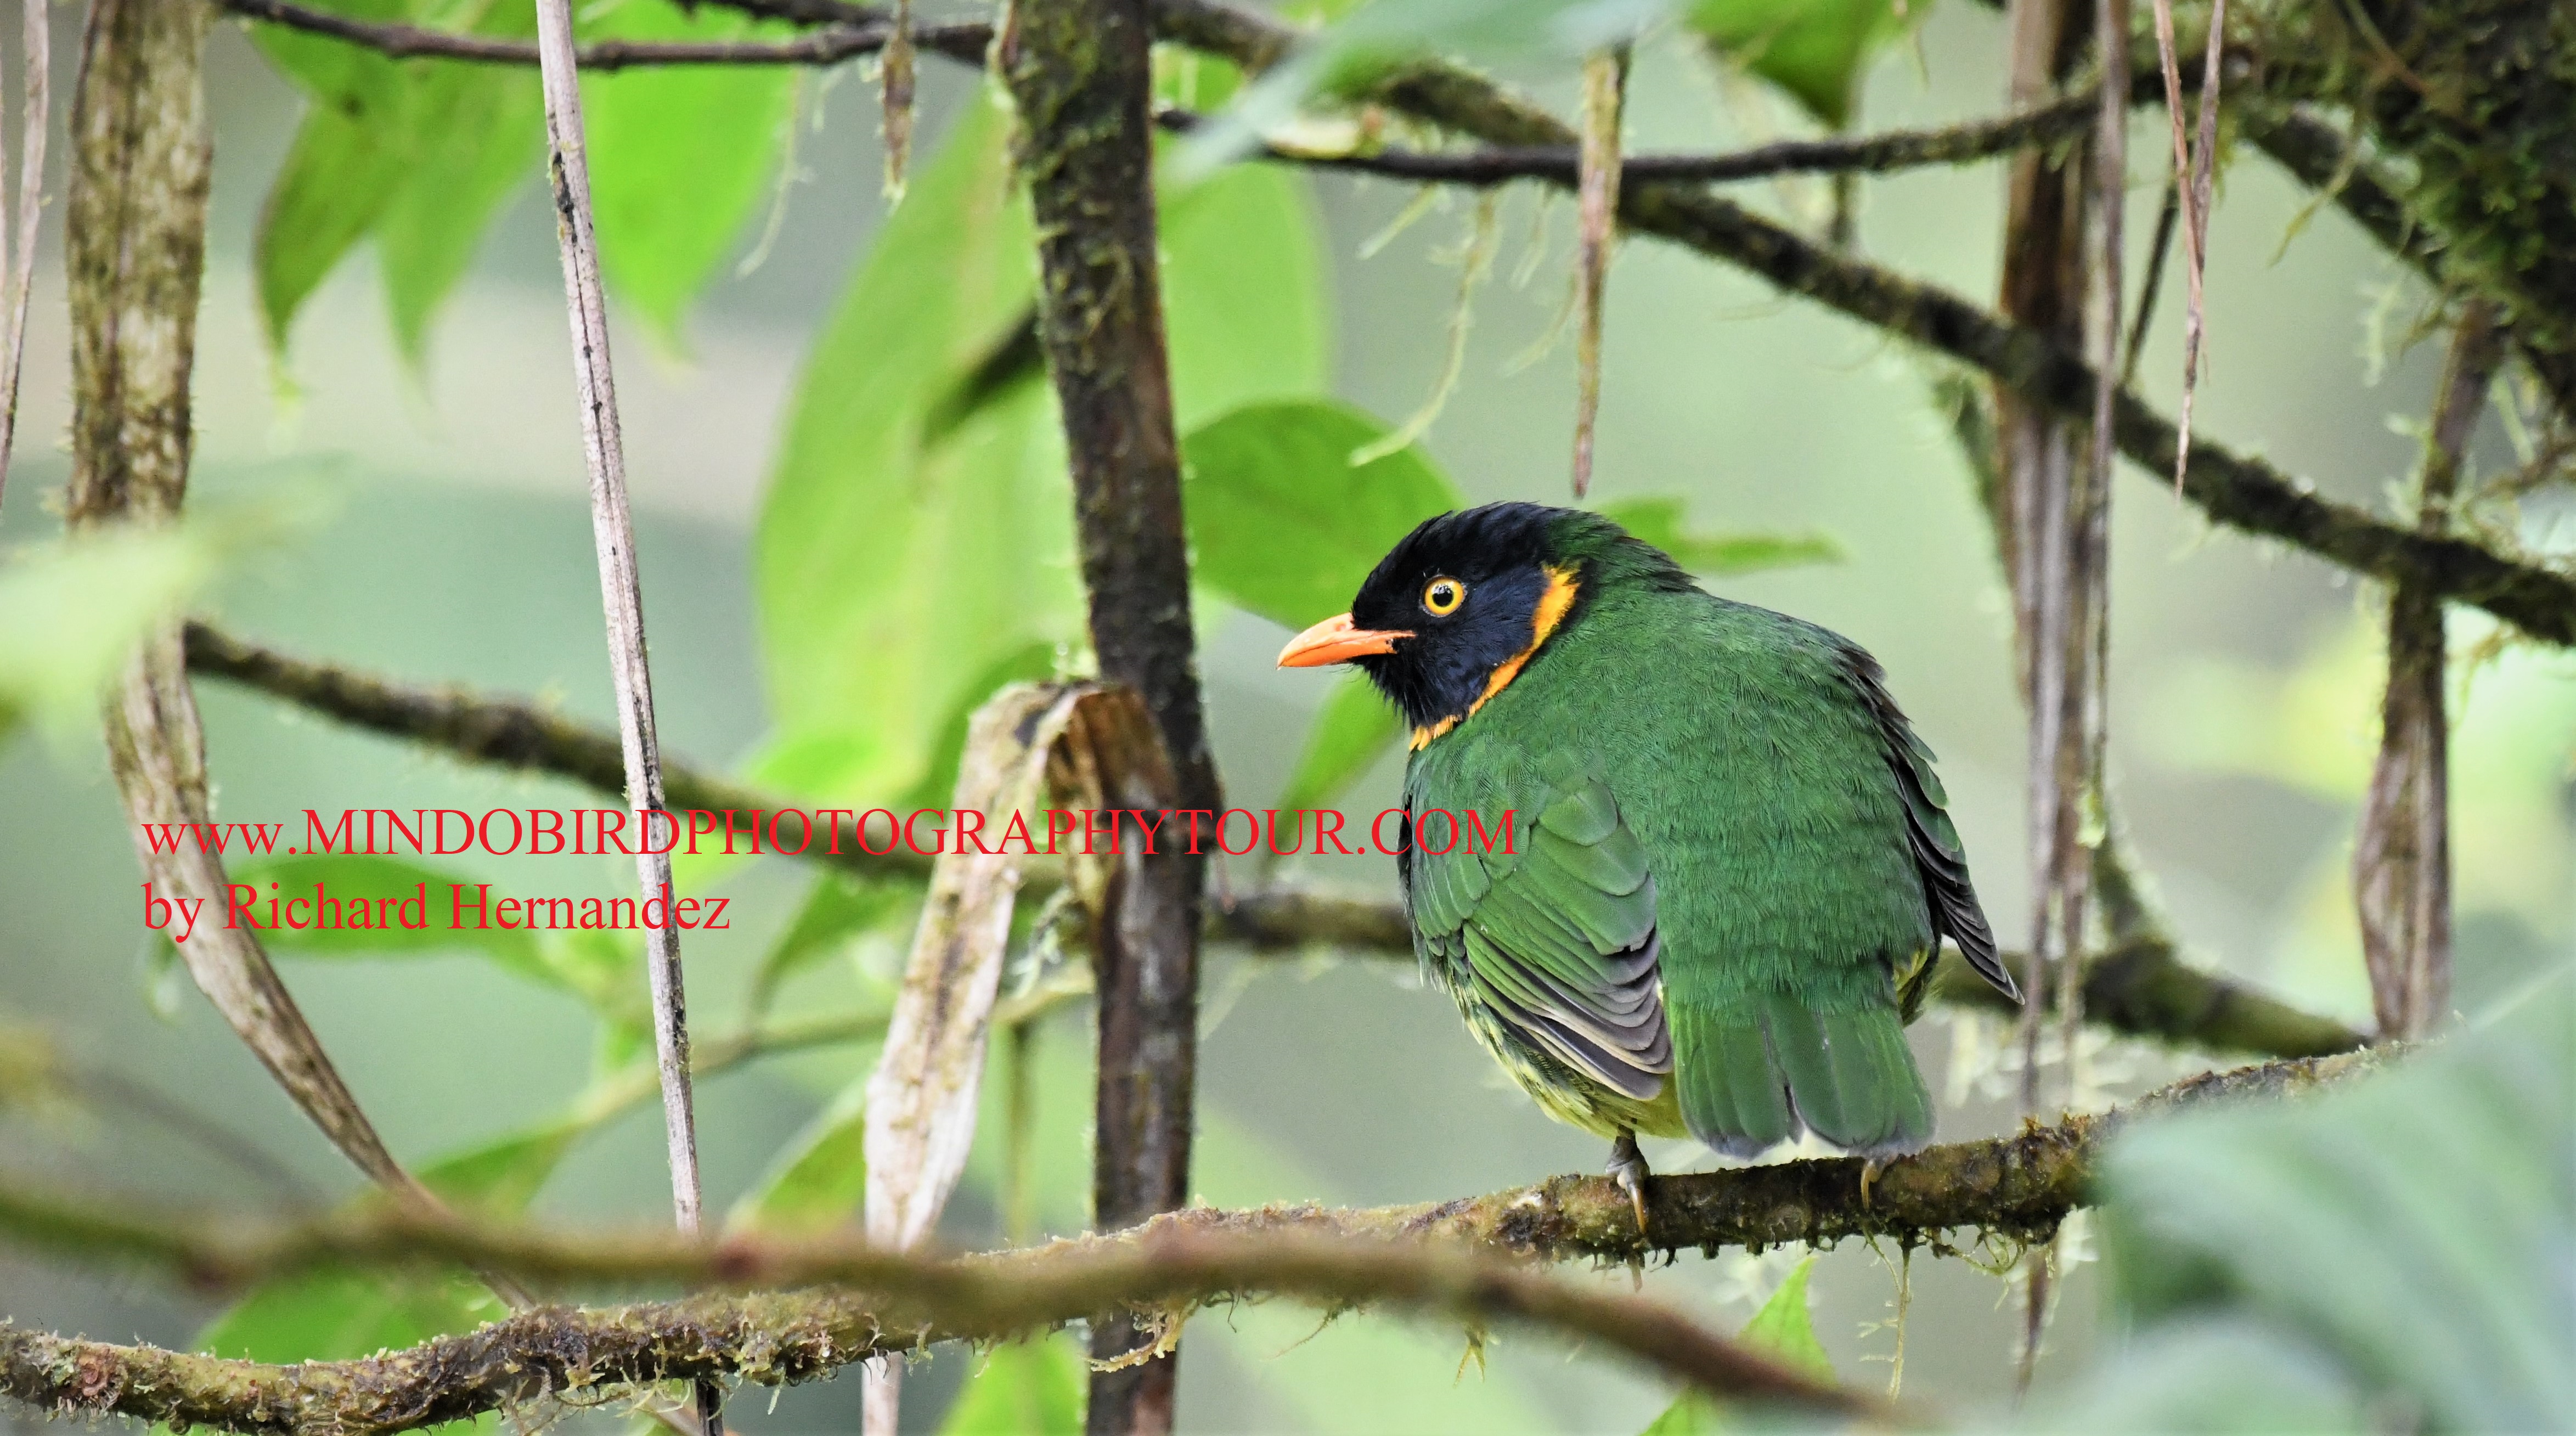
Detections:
[1277, 502, 2017, 1226]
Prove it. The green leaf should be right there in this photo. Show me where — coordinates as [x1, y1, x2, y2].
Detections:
[1595, 497, 1842, 576]
[582, 1, 796, 345]
[757, 94, 1068, 804]
[249, 1, 540, 358]
[1181, 399, 1462, 632]
[1276, 669, 1401, 818]
[228, 853, 553, 990]
[1739, 1255, 1831, 1376]
[1637, 1256, 1830, 1434]
[938, 1333, 1087, 1434]
[757, 105, 1331, 811]
[1160, 160, 1330, 427]
[0, 527, 227, 744]
[1685, 0, 1921, 128]
[728, 1073, 870, 1234]
[2083, 977, 2575, 1433]
[753, 871, 914, 1013]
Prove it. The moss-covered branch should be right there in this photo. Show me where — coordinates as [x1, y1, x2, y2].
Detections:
[0, 1053, 2381, 1434]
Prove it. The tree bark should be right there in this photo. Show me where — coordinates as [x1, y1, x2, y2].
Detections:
[999, 1, 1215, 1428]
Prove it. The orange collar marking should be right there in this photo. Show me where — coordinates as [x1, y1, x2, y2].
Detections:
[1410, 564, 1581, 751]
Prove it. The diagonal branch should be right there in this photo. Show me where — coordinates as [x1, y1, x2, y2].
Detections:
[0, 1051, 2380, 1436]
[180, 622, 2368, 1060]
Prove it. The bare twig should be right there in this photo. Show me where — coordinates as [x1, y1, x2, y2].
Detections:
[1571, 45, 1627, 498]
[2355, 302, 2503, 1041]
[214, 0, 992, 69]
[529, 4, 717, 1428]
[0, 0, 48, 519]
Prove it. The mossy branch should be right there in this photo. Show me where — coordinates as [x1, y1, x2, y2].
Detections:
[0, 1052, 2381, 1435]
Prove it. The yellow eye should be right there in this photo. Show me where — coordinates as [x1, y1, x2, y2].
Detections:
[1422, 577, 1467, 616]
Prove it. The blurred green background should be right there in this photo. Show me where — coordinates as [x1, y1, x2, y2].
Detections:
[2, 1, 2569, 1432]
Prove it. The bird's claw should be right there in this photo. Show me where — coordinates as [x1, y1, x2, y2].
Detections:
[1860, 1156, 1883, 1209]
[1608, 1131, 1653, 1242]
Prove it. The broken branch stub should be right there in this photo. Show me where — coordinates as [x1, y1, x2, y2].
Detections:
[860, 681, 1174, 1433]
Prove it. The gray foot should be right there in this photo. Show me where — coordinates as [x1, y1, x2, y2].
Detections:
[1608, 1130, 1652, 1238]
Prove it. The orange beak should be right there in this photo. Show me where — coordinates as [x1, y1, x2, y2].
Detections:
[1276, 612, 1410, 668]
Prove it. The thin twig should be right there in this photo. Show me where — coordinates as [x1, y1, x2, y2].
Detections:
[1571, 45, 1627, 499]
[214, 0, 991, 69]
[529, 4, 718, 1429]
[0, 0, 48, 519]
[1157, 92, 2103, 187]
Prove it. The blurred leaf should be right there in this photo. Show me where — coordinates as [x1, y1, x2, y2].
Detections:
[420, 1120, 583, 1215]
[729, 1072, 870, 1234]
[937, 1333, 1087, 1434]
[2080, 975, 2575, 1432]
[229, 853, 553, 989]
[758, 103, 1329, 812]
[890, 640, 1066, 814]
[753, 871, 914, 1013]
[757, 93, 1066, 805]
[583, 1, 796, 345]
[1639, 1254, 1830, 1433]
[1596, 497, 1842, 576]
[0, 527, 226, 745]
[1181, 399, 1461, 631]
[1686, 0, 1921, 128]
[1276, 669, 1400, 819]
[250, 1, 539, 358]
[1161, 160, 1331, 427]
[1739, 1255, 1831, 1376]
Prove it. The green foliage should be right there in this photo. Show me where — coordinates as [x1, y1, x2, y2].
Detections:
[0, 527, 226, 745]
[1180, 399, 1461, 631]
[582, 1, 796, 346]
[1684, 0, 1922, 128]
[937, 1333, 1087, 1433]
[2057, 975, 2576, 1433]
[756, 100, 1326, 808]
[251, 0, 540, 361]
[1595, 497, 1842, 576]
[249, 0, 791, 362]
[230, 853, 548, 979]
[1639, 1255, 1832, 1433]
[752, 871, 912, 1013]
[729, 1073, 871, 1234]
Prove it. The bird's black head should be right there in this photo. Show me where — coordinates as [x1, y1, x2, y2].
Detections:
[1277, 502, 1636, 743]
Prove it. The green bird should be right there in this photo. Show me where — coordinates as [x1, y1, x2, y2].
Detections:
[1277, 502, 2017, 1224]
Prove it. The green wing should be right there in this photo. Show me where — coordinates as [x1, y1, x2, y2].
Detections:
[1403, 773, 1670, 1106]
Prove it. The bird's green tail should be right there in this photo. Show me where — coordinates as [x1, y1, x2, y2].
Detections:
[1671, 990, 1935, 1157]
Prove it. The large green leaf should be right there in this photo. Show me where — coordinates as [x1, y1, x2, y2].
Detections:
[756, 104, 1330, 809]
[250, 0, 540, 358]
[1596, 497, 1842, 576]
[582, 1, 796, 345]
[228, 853, 551, 986]
[2075, 976, 2574, 1433]
[1686, 0, 1922, 128]
[1180, 399, 1461, 632]
[938, 1333, 1087, 1433]
[754, 94, 1060, 804]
